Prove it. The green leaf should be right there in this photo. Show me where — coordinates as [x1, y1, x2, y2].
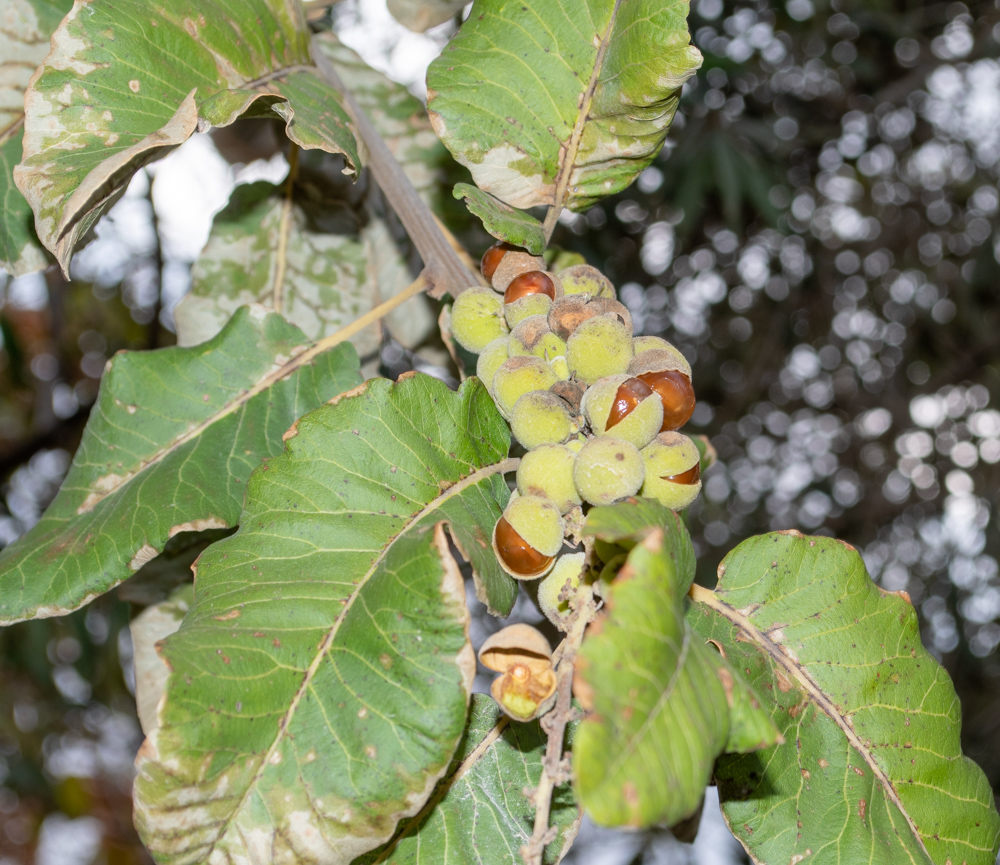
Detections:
[0, 0, 71, 275]
[133, 374, 517, 862]
[453, 182, 546, 254]
[130, 583, 192, 736]
[356, 694, 580, 864]
[0, 305, 361, 624]
[583, 498, 696, 593]
[387, 0, 467, 32]
[689, 531, 1000, 865]
[14, 0, 361, 272]
[426, 0, 702, 213]
[573, 527, 732, 828]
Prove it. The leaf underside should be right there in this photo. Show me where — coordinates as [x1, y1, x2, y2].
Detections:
[689, 531, 1000, 865]
[0, 0, 71, 274]
[573, 511, 774, 828]
[0, 305, 361, 624]
[453, 182, 546, 254]
[14, 0, 360, 271]
[133, 373, 516, 863]
[357, 694, 580, 865]
[426, 0, 702, 212]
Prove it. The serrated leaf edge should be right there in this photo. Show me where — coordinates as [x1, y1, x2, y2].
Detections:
[688, 579, 931, 862]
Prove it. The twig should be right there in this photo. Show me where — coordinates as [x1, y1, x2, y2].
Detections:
[521, 580, 596, 865]
[310, 37, 478, 299]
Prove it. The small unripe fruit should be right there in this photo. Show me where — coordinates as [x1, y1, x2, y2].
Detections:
[557, 264, 616, 299]
[582, 374, 664, 449]
[566, 315, 634, 385]
[548, 295, 632, 342]
[493, 495, 565, 578]
[450, 287, 508, 353]
[476, 337, 509, 394]
[537, 552, 586, 630]
[629, 348, 696, 431]
[479, 624, 557, 721]
[510, 391, 579, 450]
[548, 355, 570, 381]
[491, 250, 547, 293]
[516, 443, 581, 513]
[492, 356, 560, 419]
[508, 315, 567, 361]
[481, 240, 521, 281]
[640, 431, 702, 510]
[504, 293, 552, 329]
[572, 436, 645, 505]
[504, 270, 558, 305]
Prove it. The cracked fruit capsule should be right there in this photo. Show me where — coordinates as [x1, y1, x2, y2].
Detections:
[572, 436, 645, 506]
[481, 240, 521, 281]
[504, 270, 559, 305]
[508, 315, 567, 360]
[479, 624, 557, 722]
[629, 349, 695, 431]
[548, 295, 632, 342]
[504, 293, 552, 329]
[490, 249, 546, 293]
[449, 287, 508, 353]
[566, 315, 634, 385]
[491, 355, 560, 419]
[582, 374, 663, 449]
[537, 552, 586, 631]
[510, 391, 579, 450]
[516, 443, 581, 514]
[640, 431, 702, 510]
[492, 494, 564, 578]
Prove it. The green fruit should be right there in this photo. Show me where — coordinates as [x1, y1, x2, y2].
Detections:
[476, 337, 510, 393]
[510, 391, 579, 450]
[509, 316, 568, 361]
[492, 356, 560, 419]
[565, 315, 634, 385]
[516, 443, 581, 513]
[493, 494, 566, 579]
[537, 552, 586, 630]
[548, 355, 570, 381]
[640, 432, 702, 510]
[557, 264, 616, 299]
[450, 287, 508, 353]
[573, 436, 645, 505]
[582, 374, 664, 449]
[505, 294, 552, 329]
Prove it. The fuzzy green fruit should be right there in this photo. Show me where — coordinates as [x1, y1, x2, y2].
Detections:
[516, 443, 581, 513]
[509, 316, 568, 361]
[557, 264, 616, 299]
[537, 552, 586, 630]
[476, 337, 510, 393]
[492, 356, 560, 419]
[582, 374, 664, 449]
[505, 294, 552, 329]
[510, 392, 579, 450]
[640, 431, 702, 510]
[450, 287, 508, 353]
[493, 494, 565, 579]
[565, 315, 634, 385]
[572, 436, 644, 505]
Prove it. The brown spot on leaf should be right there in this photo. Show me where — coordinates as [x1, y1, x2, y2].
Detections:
[213, 609, 240, 621]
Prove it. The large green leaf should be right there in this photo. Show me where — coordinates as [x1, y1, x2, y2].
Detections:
[134, 373, 517, 862]
[357, 694, 579, 864]
[426, 0, 702, 212]
[689, 531, 1000, 865]
[13, 0, 361, 272]
[0, 0, 70, 275]
[573, 516, 774, 828]
[0, 305, 361, 624]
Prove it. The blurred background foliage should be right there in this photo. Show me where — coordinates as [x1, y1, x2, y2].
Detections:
[1, 0, 999, 862]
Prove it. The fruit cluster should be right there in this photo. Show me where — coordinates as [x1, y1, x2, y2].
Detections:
[451, 240, 704, 675]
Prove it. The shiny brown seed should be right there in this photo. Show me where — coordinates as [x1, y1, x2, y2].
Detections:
[481, 240, 520, 281]
[662, 463, 701, 485]
[606, 377, 655, 430]
[494, 516, 554, 576]
[638, 369, 696, 431]
[504, 271, 556, 305]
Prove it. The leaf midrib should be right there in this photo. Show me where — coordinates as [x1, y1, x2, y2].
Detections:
[689, 582, 932, 862]
[198, 456, 517, 858]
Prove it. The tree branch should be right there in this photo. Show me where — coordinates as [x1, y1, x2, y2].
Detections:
[310, 38, 478, 299]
